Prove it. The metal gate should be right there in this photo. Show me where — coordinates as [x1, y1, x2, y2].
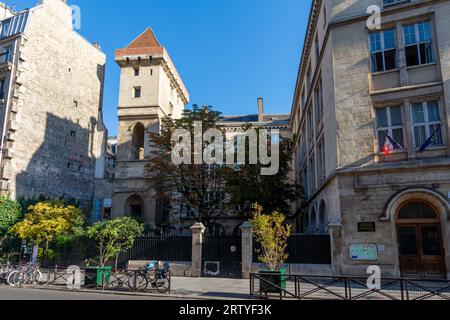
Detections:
[202, 235, 242, 278]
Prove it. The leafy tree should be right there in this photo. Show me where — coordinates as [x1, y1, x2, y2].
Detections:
[226, 125, 301, 219]
[9, 201, 84, 261]
[0, 195, 22, 259]
[146, 105, 233, 231]
[86, 217, 144, 268]
[250, 204, 292, 271]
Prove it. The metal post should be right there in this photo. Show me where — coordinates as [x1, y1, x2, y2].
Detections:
[348, 277, 352, 301]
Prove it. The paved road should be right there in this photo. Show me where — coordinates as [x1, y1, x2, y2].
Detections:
[0, 286, 177, 300]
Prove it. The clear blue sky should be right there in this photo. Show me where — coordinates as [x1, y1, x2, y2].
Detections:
[15, 0, 311, 136]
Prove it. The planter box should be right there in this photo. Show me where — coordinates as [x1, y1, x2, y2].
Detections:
[84, 267, 112, 288]
[259, 269, 286, 294]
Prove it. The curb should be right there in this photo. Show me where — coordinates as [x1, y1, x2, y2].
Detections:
[13, 285, 251, 300]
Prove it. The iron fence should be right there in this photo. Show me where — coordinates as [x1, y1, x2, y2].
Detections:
[250, 273, 450, 300]
[253, 235, 332, 265]
[117, 235, 192, 268]
[40, 267, 171, 294]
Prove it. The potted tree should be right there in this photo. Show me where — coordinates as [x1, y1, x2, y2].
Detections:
[86, 217, 143, 287]
[250, 204, 291, 294]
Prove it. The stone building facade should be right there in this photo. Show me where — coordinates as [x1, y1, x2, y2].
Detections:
[0, 0, 107, 209]
[110, 28, 189, 224]
[291, 0, 450, 278]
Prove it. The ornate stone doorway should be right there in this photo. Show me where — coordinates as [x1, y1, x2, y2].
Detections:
[397, 201, 446, 279]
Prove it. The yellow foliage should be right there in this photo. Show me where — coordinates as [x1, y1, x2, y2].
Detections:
[9, 201, 83, 247]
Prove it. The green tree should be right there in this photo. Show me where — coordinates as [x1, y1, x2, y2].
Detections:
[226, 125, 301, 219]
[250, 204, 292, 271]
[146, 105, 233, 232]
[0, 195, 22, 257]
[86, 217, 144, 268]
[9, 201, 84, 261]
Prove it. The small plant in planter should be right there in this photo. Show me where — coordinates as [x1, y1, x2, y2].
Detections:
[250, 204, 292, 294]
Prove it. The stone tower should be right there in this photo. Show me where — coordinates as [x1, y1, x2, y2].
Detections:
[112, 28, 189, 224]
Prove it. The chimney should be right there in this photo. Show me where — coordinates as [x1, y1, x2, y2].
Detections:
[257, 98, 264, 123]
[92, 42, 102, 51]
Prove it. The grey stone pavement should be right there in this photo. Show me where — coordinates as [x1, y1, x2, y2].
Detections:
[0, 277, 252, 300]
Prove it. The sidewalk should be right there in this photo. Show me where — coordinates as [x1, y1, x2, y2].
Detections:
[32, 277, 252, 300]
[170, 277, 250, 299]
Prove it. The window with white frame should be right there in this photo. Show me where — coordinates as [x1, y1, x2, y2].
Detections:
[403, 21, 434, 67]
[376, 106, 405, 152]
[370, 28, 396, 73]
[412, 100, 443, 149]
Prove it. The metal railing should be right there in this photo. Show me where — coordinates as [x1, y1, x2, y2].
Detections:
[250, 273, 450, 300]
[39, 267, 171, 295]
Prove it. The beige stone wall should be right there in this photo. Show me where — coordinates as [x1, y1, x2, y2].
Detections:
[1, 0, 106, 208]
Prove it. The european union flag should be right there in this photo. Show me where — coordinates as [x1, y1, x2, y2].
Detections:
[419, 127, 442, 153]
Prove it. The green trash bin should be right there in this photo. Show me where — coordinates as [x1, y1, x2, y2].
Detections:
[84, 267, 112, 288]
[96, 267, 112, 286]
[259, 269, 287, 294]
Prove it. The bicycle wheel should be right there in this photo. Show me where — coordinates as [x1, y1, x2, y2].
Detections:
[8, 271, 24, 287]
[31, 270, 44, 285]
[127, 272, 148, 292]
[153, 274, 170, 294]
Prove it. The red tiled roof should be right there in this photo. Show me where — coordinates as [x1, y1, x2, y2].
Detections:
[126, 28, 161, 49]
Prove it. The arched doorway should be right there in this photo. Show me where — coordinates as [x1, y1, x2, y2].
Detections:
[125, 195, 144, 218]
[397, 201, 446, 278]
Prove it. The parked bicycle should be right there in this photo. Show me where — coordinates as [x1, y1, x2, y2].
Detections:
[110, 261, 170, 293]
[6, 263, 44, 287]
[0, 263, 15, 284]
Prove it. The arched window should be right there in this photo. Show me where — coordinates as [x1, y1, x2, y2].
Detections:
[398, 201, 438, 221]
[131, 123, 145, 160]
[318, 201, 329, 235]
[126, 195, 144, 218]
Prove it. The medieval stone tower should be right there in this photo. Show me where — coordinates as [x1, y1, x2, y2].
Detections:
[112, 28, 189, 224]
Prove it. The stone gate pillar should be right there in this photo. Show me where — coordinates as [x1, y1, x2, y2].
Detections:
[190, 222, 206, 277]
[329, 223, 344, 275]
[240, 221, 253, 279]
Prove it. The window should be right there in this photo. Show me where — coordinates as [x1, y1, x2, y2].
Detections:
[134, 86, 141, 98]
[1, 22, 10, 37]
[384, 0, 408, 6]
[403, 21, 434, 67]
[370, 29, 396, 72]
[307, 108, 314, 145]
[376, 106, 405, 152]
[314, 35, 320, 63]
[73, 100, 78, 108]
[70, 130, 76, 138]
[317, 138, 325, 181]
[315, 77, 323, 125]
[0, 78, 5, 100]
[309, 154, 316, 193]
[306, 64, 312, 93]
[134, 67, 139, 76]
[0, 47, 11, 64]
[412, 100, 443, 148]
[301, 89, 306, 110]
[302, 165, 308, 198]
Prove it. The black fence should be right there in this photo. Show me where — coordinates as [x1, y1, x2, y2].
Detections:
[253, 235, 332, 265]
[250, 273, 450, 300]
[39, 267, 171, 294]
[117, 235, 192, 268]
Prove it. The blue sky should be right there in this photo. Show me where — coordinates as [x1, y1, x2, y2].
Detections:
[15, 0, 311, 136]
